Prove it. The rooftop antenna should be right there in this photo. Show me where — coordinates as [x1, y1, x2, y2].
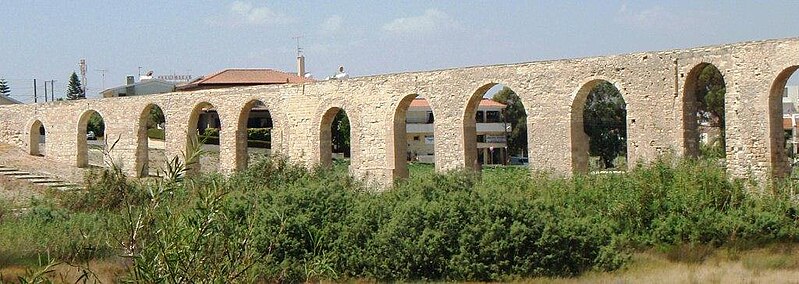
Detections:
[292, 35, 304, 56]
[79, 59, 87, 97]
[293, 35, 307, 77]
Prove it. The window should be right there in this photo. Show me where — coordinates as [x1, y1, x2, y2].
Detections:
[426, 112, 435, 123]
[486, 111, 501, 123]
[785, 88, 789, 98]
[413, 136, 420, 141]
[475, 111, 485, 123]
[477, 135, 486, 143]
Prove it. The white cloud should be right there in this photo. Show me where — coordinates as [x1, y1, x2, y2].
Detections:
[210, 1, 293, 27]
[321, 15, 343, 34]
[382, 9, 457, 35]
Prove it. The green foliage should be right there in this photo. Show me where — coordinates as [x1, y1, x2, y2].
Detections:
[695, 64, 727, 150]
[331, 110, 350, 156]
[148, 105, 165, 129]
[126, 181, 265, 283]
[147, 128, 165, 140]
[700, 138, 725, 159]
[87, 112, 105, 138]
[66, 72, 84, 100]
[247, 127, 271, 141]
[583, 81, 627, 169]
[2, 153, 799, 282]
[492, 86, 527, 157]
[0, 78, 10, 96]
[63, 167, 148, 212]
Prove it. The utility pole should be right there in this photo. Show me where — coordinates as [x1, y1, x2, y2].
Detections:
[43, 81, 48, 102]
[79, 59, 87, 98]
[50, 80, 55, 101]
[33, 79, 37, 103]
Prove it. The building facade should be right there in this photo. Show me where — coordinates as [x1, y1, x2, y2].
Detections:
[101, 76, 177, 98]
[406, 98, 510, 165]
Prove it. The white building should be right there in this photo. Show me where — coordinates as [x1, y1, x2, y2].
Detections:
[783, 86, 799, 157]
[406, 98, 511, 165]
[100, 76, 176, 98]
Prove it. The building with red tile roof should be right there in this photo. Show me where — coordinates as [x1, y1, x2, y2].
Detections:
[177, 68, 313, 91]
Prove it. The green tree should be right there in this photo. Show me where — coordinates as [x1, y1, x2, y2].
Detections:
[66, 72, 85, 100]
[491, 86, 527, 157]
[583, 82, 627, 169]
[0, 79, 10, 97]
[695, 64, 726, 152]
[88, 112, 105, 137]
[148, 105, 165, 129]
[331, 110, 350, 157]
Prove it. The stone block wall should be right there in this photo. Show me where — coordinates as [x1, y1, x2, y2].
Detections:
[0, 37, 797, 187]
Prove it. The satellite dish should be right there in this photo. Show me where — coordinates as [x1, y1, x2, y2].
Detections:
[146, 70, 154, 76]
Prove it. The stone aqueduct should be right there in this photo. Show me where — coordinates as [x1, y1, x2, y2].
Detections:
[1, 37, 799, 186]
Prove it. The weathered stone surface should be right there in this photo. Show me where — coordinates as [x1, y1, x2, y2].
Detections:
[1, 37, 797, 187]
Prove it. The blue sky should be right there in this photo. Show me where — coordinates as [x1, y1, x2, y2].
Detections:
[1, 1, 798, 102]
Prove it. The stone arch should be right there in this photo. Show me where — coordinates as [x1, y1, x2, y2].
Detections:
[570, 78, 627, 173]
[462, 82, 526, 170]
[77, 109, 105, 168]
[28, 119, 45, 156]
[235, 99, 276, 170]
[319, 106, 349, 168]
[136, 103, 167, 177]
[768, 65, 799, 178]
[187, 101, 219, 173]
[682, 62, 726, 158]
[389, 93, 427, 179]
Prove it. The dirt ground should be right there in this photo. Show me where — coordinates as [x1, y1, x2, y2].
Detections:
[0, 144, 87, 184]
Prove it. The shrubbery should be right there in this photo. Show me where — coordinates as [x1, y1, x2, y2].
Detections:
[147, 128, 164, 140]
[1, 156, 798, 282]
[199, 128, 270, 147]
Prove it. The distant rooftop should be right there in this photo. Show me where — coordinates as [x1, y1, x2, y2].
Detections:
[177, 68, 313, 91]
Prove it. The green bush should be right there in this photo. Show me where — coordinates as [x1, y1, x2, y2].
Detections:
[62, 167, 149, 212]
[248, 128, 271, 141]
[147, 128, 164, 140]
[3, 156, 799, 282]
[203, 127, 220, 137]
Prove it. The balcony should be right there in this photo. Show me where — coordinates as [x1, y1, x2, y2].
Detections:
[406, 123, 434, 133]
[406, 122, 509, 134]
[477, 123, 508, 133]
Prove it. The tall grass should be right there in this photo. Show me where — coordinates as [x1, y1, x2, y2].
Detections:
[0, 156, 797, 282]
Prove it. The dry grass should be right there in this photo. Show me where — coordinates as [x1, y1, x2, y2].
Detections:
[0, 175, 47, 208]
[0, 257, 128, 283]
[3, 245, 798, 283]
[527, 244, 799, 284]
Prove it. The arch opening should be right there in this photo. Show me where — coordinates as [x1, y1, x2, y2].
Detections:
[769, 65, 799, 178]
[392, 95, 436, 178]
[138, 104, 166, 177]
[29, 120, 45, 156]
[684, 63, 726, 160]
[320, 107, 350, 168]
[188, 102, 221, 174]
[77, 110, 106, 168]
[571, 80, 627, 173]
[238, 100, 273, 169]
[463, 83, 527, 171]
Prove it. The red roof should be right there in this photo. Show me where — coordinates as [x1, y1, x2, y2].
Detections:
[409, 98, 506, 108]
[177, 68, 312, 91]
